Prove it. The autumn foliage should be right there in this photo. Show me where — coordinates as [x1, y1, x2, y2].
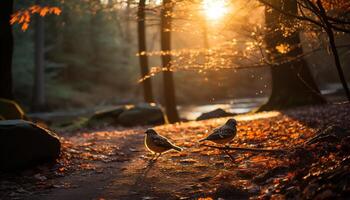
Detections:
[10, 5, 61, 31]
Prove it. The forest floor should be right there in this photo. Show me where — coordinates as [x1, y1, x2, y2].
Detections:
[1, 102, 350, 200]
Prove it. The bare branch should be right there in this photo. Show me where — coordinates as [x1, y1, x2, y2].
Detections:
[257, 0, 325, 28]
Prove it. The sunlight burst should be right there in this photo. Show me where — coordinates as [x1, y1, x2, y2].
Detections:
[202, 0, 229, 21]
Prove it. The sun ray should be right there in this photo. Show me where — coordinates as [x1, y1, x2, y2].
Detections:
[202, 0, 229, 21]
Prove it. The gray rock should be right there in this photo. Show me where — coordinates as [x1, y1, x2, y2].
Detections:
[196, 108, 236, 121]
[0, 120, 61, 170]
[118, 104, 165, 126]
[87, 106, 127, 126]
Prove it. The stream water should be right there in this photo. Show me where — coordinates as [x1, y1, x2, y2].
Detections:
[178, 83, 343, 120]
[28, 83, 344, 122]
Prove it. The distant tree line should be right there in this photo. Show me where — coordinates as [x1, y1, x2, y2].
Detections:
[1, 0, 349, 122]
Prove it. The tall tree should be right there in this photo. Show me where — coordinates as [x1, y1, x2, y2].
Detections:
[201, 20, 209, 49]
[260, 0, 325, 110]
[259, 0, 350, 101]
[313, 0, 350, 100]
[161, 0, 180, 123]
[137, 0, 154, 103]
[125, 0, 132, 44]
[62, 3, 73, 56]
[32, 0, 46, 111]
[89, 0, 101, 80]
[0, 1, 14, 100]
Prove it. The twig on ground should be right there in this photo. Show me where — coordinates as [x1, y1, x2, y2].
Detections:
[201, 144, 287, 154]
[306, 125, 348, 145]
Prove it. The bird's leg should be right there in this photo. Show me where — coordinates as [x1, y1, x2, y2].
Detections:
[148, 153, 161, 165]
[149, 153, 157, 163]
[154, 153, 161, 162]
[153, 153, 158, 161]
[220, 144, 234, 162]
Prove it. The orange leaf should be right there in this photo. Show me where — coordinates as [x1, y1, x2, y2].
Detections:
[21, 23, 29, 31]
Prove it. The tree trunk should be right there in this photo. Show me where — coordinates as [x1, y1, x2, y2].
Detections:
[89, 0, 100, 81]
[137, 0, 154, 103]
[315, 0, 350, 101]
[32, 0, 46, 111]
[202, 21, 209, 49]
[260, 0, 325, 111]
[161, 0, 180, 123]
[62, 4, 73, 60]
[125, 0, 132, 44]
[0, 0, 14, 100]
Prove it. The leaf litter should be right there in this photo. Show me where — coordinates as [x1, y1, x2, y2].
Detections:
[0, 103, 349, 199]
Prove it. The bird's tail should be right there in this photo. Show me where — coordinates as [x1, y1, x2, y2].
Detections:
[172, 145, 182, 151]
[198, 138, 207, 142]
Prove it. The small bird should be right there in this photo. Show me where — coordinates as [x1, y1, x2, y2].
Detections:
[199, 118, 237, 145]
[144, 129, 182, 160]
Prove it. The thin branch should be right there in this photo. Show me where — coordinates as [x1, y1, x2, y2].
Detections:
[201, 144, 287, 154]
[257, 0, 325, 29]
[259, 0, 350, 34]
[328, 16, 350, 25]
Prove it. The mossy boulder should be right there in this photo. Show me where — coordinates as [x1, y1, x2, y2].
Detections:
[118, 104, 165, 126]
[0, 98, 26, 120]
[0, 120, 61, 171]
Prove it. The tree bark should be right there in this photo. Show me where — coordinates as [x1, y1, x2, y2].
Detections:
[32, 0, 46, 111]
[161, 0, 180, 123]
[260, 0, 325, 111]
[137, 0, 154, 103]
[0, 0, 14, 100]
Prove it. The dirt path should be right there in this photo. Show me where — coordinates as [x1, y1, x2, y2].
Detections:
[31, 112, 307, 200]
[2, 103, 349, 200]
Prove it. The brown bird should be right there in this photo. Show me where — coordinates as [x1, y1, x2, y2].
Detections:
[144, 129, 182, 160]
[199, 118, 237, 145]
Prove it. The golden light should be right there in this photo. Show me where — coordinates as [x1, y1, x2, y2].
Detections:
[153, 0, 162, 5]
[202, 0, 229, 21]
